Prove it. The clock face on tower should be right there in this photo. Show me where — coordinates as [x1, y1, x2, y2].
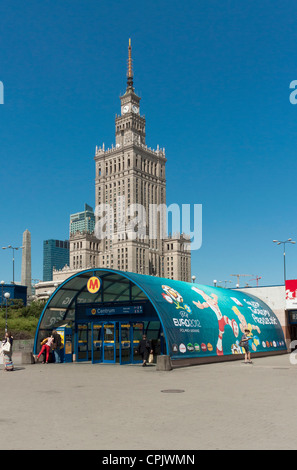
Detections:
[132, 105, 139, 114]
[122, 105, 129, 114]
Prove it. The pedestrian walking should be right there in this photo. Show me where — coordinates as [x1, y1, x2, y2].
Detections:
[52, 330, 62, 363]
[1, 332, 14, 371]
[36, 335, 54, 364]
[240, 328, 253, 364]
[137, 334, 153, 367]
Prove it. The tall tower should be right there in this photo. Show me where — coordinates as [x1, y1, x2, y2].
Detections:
[115, 39, 146, 148]
[21, 229, 32, 296]
[94, 39, 167, 276]
[66, 39, 191, 282]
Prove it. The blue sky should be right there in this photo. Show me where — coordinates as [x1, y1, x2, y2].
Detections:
[1, 0, 297, 287]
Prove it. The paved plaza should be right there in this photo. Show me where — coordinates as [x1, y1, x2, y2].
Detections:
[1, 353, 296, 450]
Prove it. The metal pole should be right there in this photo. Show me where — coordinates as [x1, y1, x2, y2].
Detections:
[12, 248, 15, 284]
[284, 244, 286, 285]
[4, 292, 10, 333]
[5, 298, 8, 333]
[2, 245, 23, 284]
[273, 239, 295, 285]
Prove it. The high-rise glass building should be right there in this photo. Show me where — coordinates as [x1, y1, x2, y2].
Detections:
[43, 239, 70, 281]
[70, 204, 95, 235]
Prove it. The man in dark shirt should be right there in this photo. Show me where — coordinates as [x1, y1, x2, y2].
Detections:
[137, 334, 153, 367]
[52, 330, 62, 363]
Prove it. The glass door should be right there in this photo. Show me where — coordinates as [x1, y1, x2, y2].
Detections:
[103, 323, 116, 363]
[119, 323, 131, 364]
[92, 323, 103, 363]
[160, 331, 167, 355]
[76, 323, 89, 361]
[131, 322, 144, 364]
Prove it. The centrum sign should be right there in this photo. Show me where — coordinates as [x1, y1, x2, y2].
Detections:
[87, 276, 101, 294]
[87, 305, 143, 316]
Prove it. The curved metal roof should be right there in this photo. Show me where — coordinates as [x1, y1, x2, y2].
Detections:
[34, 268, 286, 359]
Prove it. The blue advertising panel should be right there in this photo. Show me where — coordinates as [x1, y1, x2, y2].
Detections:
[34, 268, 286, 362]
[125, 273, 287, 360]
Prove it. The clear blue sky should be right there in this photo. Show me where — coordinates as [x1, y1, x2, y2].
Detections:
[1, 0, 297, 287]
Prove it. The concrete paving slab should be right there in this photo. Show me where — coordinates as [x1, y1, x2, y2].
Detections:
[1, 353, 296, 450]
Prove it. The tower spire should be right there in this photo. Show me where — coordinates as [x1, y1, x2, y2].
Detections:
[127, 38, 134, 90]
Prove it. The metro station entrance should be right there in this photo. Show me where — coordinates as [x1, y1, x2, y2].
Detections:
[76, 320, 165, 364]
[34, 268, 288, 367]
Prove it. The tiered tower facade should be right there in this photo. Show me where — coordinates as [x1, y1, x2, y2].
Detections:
[64, 40, 191, 282]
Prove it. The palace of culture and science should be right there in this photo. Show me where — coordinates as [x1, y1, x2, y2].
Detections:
[52, 40, 191, 284]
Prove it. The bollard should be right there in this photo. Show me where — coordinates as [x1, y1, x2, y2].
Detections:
[156, 355, 172, 371]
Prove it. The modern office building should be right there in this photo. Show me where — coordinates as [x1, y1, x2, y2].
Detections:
[64, 40, 191, 282]
[43, 239, 70, 281]
[70, 204, 95, 235]
[0, 283, 27, 307]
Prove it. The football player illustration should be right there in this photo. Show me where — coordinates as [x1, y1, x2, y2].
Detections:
[161, 285, 192, 314]
[191, 287, 239, 356]
[231, 306, 261, 336]
[231, 305, 261, 352]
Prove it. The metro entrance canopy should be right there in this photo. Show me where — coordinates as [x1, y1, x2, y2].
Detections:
[34, 269, 287, 365]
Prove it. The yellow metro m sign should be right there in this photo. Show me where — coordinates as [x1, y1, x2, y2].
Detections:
[87, 276, 101, 294]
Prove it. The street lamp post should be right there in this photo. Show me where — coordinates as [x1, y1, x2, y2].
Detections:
[273, 238, 296, 284]
[2, 245, 24, 284]
[191, 275, 196, 284]
[4, 292, 10, 333]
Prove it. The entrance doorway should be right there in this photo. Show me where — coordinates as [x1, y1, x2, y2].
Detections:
[76, 320, 165, 364]
[289, 325, 297, 350]
[119, 323, 131, 364]
[77, 323, 89, 361]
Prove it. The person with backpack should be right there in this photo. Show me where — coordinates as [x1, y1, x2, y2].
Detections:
[52, 330, 62, 363]
[240, 328, 253, 364]
[137, 334, 153, 367]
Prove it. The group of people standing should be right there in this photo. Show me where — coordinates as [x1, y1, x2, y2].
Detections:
[35, 330, 62, 364]
[0, 329, 63, 371]
[1, 328, 254, 370]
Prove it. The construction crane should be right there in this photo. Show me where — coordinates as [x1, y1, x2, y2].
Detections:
[231, 274, 253, 287]
[250, 275, 262, 287]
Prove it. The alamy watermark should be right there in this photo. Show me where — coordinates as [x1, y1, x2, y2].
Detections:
[94, 197, 202, 251]
[289, 80, 297, 104]
[0, 81, 3, 104]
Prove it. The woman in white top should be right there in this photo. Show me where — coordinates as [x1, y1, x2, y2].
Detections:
[36, 335, 54, 364]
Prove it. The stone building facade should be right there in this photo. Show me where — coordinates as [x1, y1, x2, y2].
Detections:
[54, 40, 191, 282]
